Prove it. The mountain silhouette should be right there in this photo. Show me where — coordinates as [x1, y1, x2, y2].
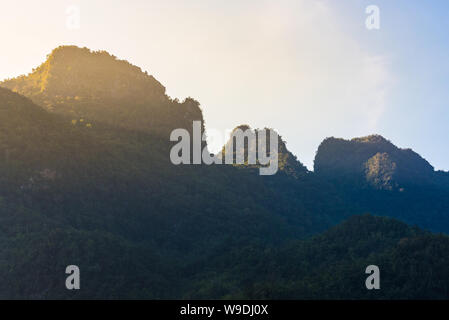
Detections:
[315, 134, 437, 190]
[0, 46, 449, 299]
[1, 46, 203, 136]
[216, 125, 308, 178]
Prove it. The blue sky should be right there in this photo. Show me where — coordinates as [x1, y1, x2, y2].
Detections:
[0, 0, 448, 170]
[330, 0, 449, 171]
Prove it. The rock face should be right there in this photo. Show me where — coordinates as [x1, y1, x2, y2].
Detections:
[217, 125, 309, 178]
[1, 46, 203, 136]
[364, 152, 398, 190]
[314, 134, 436, 190]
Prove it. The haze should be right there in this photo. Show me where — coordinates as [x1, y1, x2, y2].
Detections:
[1, 0, 448, 170]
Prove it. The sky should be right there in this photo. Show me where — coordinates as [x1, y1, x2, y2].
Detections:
[1, 0, 448, 171]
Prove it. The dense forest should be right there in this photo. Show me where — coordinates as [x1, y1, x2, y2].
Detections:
[0, 46, 448, 299]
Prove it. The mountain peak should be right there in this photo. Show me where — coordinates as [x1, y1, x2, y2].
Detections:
[48, 45, 108, 58]
[0, 46, 203, 136]
[351, 134, 391, 144]
[2, 45, 165, 104]
[218, 125, 308, 177]
[315, 135, 435, 190]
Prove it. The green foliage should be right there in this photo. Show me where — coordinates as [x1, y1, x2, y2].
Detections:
[314, 135, 449, 234]
[0, 48, 448, 299]
[185, 215, 449, 299]
[1, 46, 203, 137]
[314, 135, 436, 189]
[217, 125, 309, 179]
[0, 86, 350, 298]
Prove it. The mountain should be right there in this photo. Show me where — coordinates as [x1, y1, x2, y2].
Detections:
[314, 134, 436, 190]
[217, 125, 309, 178]
[0, 64, 350, 298]
[0, 86, 89, 192]
[314, 134, 449, 233]
[0, 46, 449, 299]
[1, 46, 203, 136]
[190, 214, 449, 299]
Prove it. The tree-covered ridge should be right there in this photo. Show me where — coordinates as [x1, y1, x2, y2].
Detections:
[2, 46, 165, 101]
[1, 46, 449, 299]
[0, 87, 90, 190]
[314, 134, 437, 190]
[0, 85, 353, 298]
[184, 215, 449, 299]
[313, 134, 449, 234]
[0, 46, 203, 136]
[216, 125, 309, 178]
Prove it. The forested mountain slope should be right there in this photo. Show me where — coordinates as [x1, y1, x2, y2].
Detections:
[185, 215, 449, 299]
[315, 135, 449, 233]
[1, 46, 203, 137]
[0, 47, 448, 299]
[0, 83, 349, 299]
